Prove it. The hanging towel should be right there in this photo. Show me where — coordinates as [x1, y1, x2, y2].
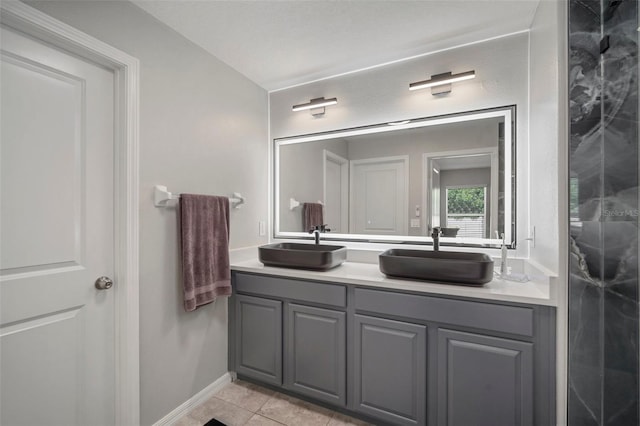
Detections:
[180, 194, 231, 312]
[303, 202, 324, 231]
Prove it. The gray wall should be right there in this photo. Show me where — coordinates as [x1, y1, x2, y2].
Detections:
[26, 1, 268, 424]
[270, 3, 566, 272]
[528, 2, 567, 422]
[270, 32, 533, 258]
[529, 0, 565, 274]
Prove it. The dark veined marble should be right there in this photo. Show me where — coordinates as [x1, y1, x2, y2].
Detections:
[569, 238, 603, 425]
[569, 0, 639, 425]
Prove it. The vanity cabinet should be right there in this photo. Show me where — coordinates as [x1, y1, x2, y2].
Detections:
[234, 294, 282, 385]
[285, 303, 346, 405]
[436, 329, 533, 426]
[231, 272, 348, 406]
[354, 314, 427, 426]
[230, 272, 555, 426]
[355, 287, 553, 426]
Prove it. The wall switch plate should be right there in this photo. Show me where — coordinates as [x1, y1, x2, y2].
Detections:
[259, 221, 266, 236]
[410, 219, 420, 228]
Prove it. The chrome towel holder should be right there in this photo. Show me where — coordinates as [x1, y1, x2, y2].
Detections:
[154, 185, 245, 209]
[289, 197, 323, 211]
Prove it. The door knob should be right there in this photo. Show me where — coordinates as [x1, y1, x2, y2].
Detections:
[95, 276, 113, 290]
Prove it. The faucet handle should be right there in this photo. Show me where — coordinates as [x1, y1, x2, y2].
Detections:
[310, 224, 331, 233]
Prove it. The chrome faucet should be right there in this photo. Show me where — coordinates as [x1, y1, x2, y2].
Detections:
[431, 227, 441, 251]
[309, 224, 331, 244]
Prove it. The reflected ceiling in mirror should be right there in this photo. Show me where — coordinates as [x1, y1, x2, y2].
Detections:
[274, 106, 515, 247]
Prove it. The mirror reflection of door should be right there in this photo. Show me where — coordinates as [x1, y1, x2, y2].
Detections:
[323, 150, 348, 233]
[350, 156, 409, 235]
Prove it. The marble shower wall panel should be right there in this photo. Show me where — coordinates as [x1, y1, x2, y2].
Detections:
[570, 0, 602, 223]
[569, 0, 639, 425]
[568, 253, 603, 425]
[602, 0, 639, 424]
[569, 1, 604, 423]
[569, 0, 604, 282]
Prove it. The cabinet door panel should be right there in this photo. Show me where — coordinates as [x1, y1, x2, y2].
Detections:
[437, 329, 533, 426]
[354, 315, 427, 426]
[285, 304, 346, 405]
[235, 295, 282, 385]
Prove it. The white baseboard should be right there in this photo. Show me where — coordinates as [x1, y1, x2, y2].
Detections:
[153, 372, 233, 426]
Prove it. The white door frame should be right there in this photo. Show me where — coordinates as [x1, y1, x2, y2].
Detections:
[323, 149, 349, 232]
[1, 2, 140, 425]
[423, 147, 499, 240]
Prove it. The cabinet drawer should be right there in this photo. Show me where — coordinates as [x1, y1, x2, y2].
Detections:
[355, 288, 534, 337]
[234, 272, 346, 308]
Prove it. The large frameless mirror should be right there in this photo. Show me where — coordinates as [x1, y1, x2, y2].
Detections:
[274, 106, 516, 248]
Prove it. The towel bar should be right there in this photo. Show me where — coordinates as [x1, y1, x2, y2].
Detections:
[289, 197, 323, 211]
[154, 185, 245, 209]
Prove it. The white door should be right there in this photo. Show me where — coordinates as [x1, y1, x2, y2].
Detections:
[1, 25, 116, 426]
[323, 150, 348, 233]
[350, 156, 408, 235]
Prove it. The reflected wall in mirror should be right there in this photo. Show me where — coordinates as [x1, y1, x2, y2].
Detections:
[275, 106, 515, 247]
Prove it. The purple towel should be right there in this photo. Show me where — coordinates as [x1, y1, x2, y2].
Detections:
[180, 194, 231, 312]
[303, 202, 324, 231]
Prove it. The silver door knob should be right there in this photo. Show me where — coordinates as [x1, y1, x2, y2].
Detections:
[95, 276, 113, 290]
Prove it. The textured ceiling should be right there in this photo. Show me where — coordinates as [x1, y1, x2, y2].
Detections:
[133, 0, 540, 91]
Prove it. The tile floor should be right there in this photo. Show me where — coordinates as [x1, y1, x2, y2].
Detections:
[174, 380, 371, 426]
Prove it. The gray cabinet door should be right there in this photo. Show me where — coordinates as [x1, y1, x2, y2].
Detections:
[354, 314, 427, 426]
[437, 329, 533, 426]
[235, 294, 282, 385]
[285, 304, 346, 406]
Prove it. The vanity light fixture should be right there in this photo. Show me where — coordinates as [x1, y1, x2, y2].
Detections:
[409, 70, 476, 95]
[292, 97, 338, 116]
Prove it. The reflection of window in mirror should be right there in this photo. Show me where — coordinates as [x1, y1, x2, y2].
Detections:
[445, 186, 487, 238]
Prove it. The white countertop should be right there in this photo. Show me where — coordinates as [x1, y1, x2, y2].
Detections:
[230, 254, 558, 306]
